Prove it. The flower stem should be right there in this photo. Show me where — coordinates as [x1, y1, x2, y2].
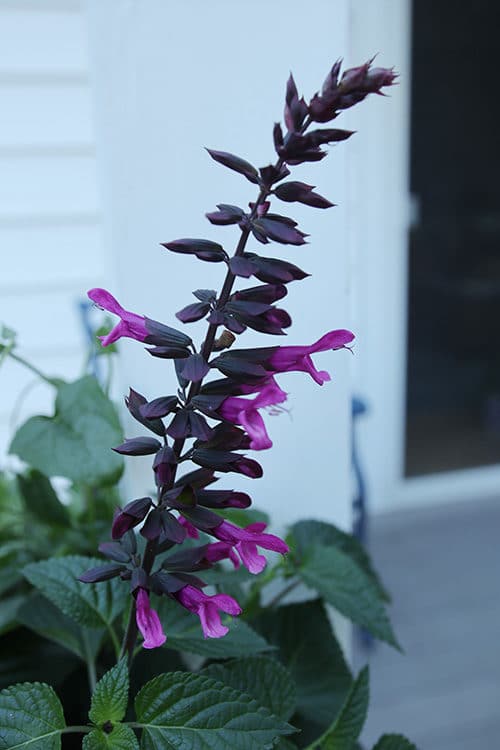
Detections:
[266, 577, 301, 608]
[122, 132, 308, 655]
[62, 726, 92, 735]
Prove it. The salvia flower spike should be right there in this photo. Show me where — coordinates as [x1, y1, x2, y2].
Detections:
[83, 57, 395, 655]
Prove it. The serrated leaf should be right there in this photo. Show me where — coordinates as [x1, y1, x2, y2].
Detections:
[17, 470, 70, 527]
[135, 671, 294, 749]
[372, 735, 417, 750]
[297, 545, 399, 648]
[23, 556, 127, 629]
[89, 659, 129, 725]
[83, 725, 139, 750]
[17, 593, 104, 662]
[308, 667, 369, 750]
[0, 681, 65, 749]
[257, 600, 352, 728]
[10, 376, 123, 485]
[156, 596, 271, 658]
[290, 521, 390, 602]
[203, 656, 296, 721]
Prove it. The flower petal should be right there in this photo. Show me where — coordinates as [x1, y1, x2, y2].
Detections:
[136, 589, 167, 649]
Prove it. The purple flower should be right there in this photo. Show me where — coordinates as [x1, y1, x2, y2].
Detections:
[178, 515, 199, 539]
[213, 520, 289, 574]
[174, 584, 242, 638]
[219, 378, 287, 450]
[87, 288, 148, 347]
[205, 541, 240, 568]
[268, 329, 354, 385]
[135, 588, 166, 649]
[111, 497, 152, 540]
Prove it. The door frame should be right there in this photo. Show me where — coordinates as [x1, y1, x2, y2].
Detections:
[349, 0, 500, 513]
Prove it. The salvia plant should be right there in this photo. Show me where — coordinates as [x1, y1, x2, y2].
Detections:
[0, 58, 417, 750]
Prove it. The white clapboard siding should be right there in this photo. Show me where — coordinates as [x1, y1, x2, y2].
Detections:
[0, 85, 93, 148]
[0, 223, 104, 288]
[0, 1, 109, 461]
[0, 7, 87, 77]
[0, 155, 99, 218]
[1, 284, 99, 355]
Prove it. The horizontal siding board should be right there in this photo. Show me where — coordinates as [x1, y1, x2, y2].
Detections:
[0, 224, 107, 286]
[0, 1, 81, 11]
[0, 286, 96, 354]
[0, 85, 93, 146]
[0, 9, 87, 74]
[0, 155, 99, 216]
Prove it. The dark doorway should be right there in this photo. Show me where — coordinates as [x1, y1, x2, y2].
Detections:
[405, 1, 500, 476]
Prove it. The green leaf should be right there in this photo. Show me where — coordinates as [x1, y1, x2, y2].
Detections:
[0, 593, 24, 636]
[372, 735, 417, 750]
[203, 656, 296, 721]
[0, 681, 66, 749]
[156, 596, 272, 658]
[308, 667, 369, 750]
[290, 520, 390, 601]
[296, 544, 399, 648]
[214, 507, 270, 527]
[23, 556, 127, 629]
[135, 671, 294, 749]
[257, 600, 352, 728]
[17, 593, 104, 662]
[17, 470, 71, 527]
[10, 376, 123, 485]
[83, 725, 139, 750]
[89, 659, 129, 726]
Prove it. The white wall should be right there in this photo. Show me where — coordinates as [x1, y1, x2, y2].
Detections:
[0, 0, 109, 457]
[85, 0, 354, 532]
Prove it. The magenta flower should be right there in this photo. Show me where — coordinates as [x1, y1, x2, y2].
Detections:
[178, 515, 199, 539]
[219, 377, 287, 450]
[87, 288, 148, 347]
[205, 541, 240, 568]
[268, 328, 354, 385]
[135, 588, 166, 649]
[213, 520, 289, 574]
[174, 584, 242, 638]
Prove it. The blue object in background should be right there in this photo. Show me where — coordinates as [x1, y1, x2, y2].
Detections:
[351, 395, 373, 650]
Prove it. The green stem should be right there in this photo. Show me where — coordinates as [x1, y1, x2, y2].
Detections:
[81, 629, 97, 693]
[120, 600, 138, 664]
[107, 623, 121, 660]
[8, 351, 58, 386]
[62, 726, 92, 735]
[86, 658, 97, 693]
[266, 577, 301, 609]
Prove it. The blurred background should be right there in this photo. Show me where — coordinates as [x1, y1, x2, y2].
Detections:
[0, 1, 498, 747]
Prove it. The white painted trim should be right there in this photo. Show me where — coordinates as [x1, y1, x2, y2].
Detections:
[389, 464, 500, 512]
[349, 0, 413, 513]
[0, 145, 94, 157]
[0, 211, 100, 227]
[0, 73, 88, 85]
[0, 0, 81, 10]
[350, 0, 500, 513]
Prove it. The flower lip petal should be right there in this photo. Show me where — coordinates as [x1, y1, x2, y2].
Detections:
[135, 589, 167, 649]
[88, 287, 125, 315]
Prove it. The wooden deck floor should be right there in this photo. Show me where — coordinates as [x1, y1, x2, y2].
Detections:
[355, 496, 500, 750]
